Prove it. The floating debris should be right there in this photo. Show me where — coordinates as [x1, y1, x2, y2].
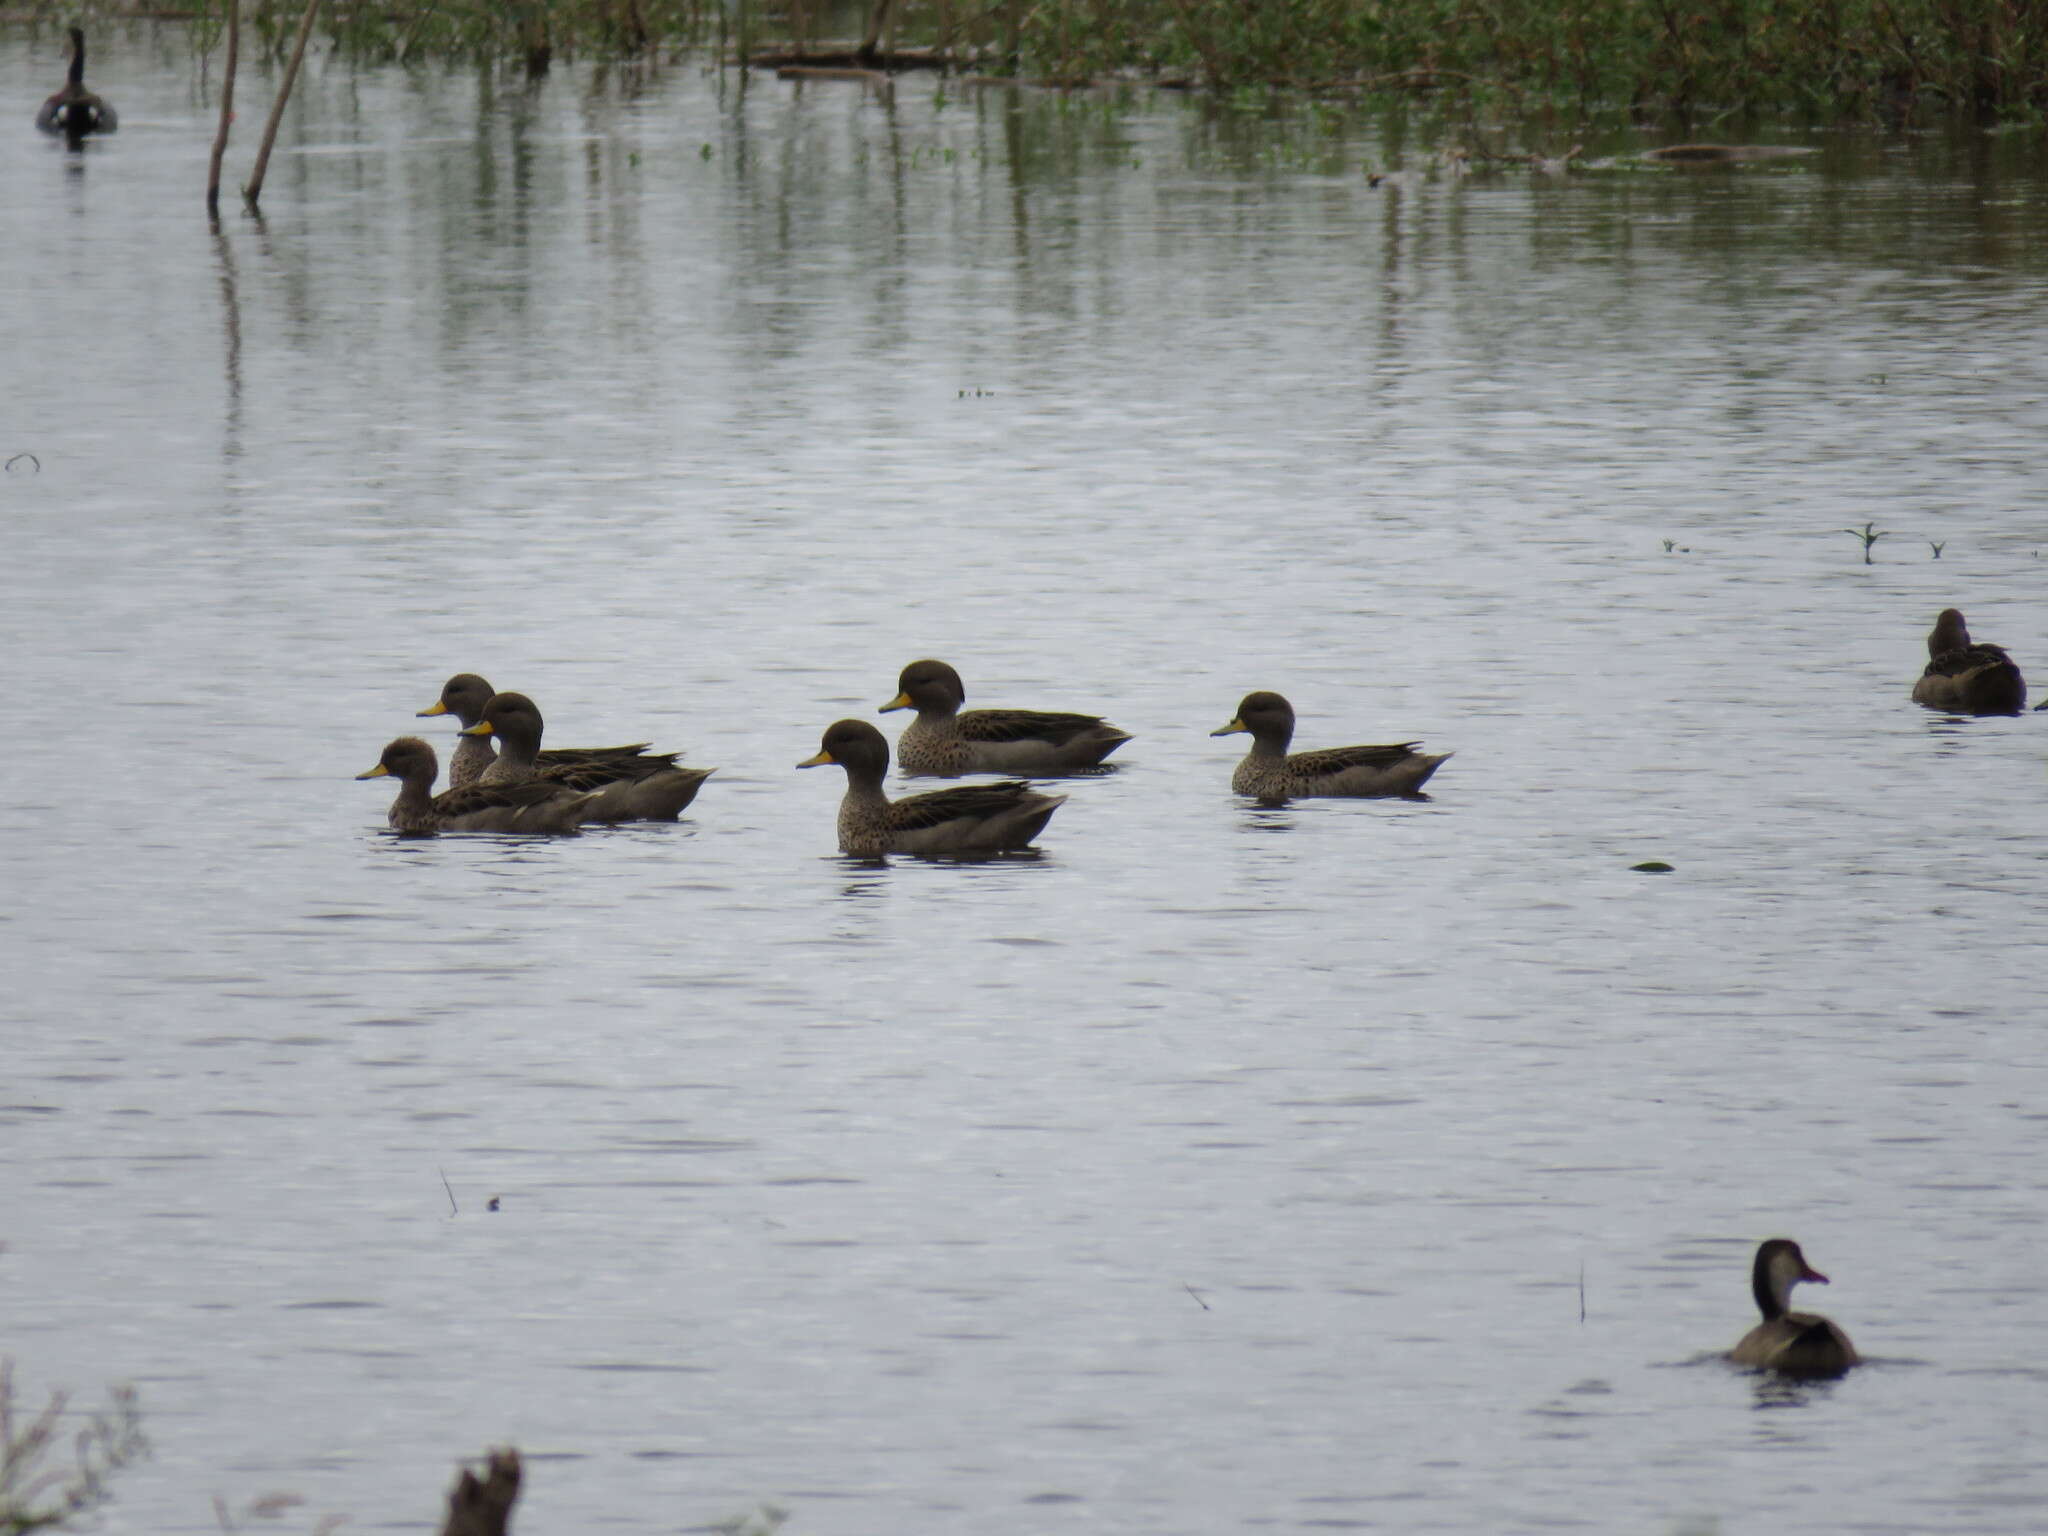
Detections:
[1840, 521, 1888, 563]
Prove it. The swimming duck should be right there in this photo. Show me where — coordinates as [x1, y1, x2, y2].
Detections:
[1531, 145, 1581, 175]
[1910, 609, 2026, 714]
[1211, 692, 1450, 799]
[419, 673, 670, 789]
[879, 659, 1132, 776]
[798, 719, 1065, 855]
[36, 28, 117, 138]
[458, 692, 712, 821]
[1729, 1237, 1859, 1377]
[356, 737, 598, 835]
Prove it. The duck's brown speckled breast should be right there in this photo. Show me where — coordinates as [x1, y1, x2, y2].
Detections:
[836, 796, 895, 855]
[1230, 757, 1293, 799]
[894, 715, 970, 775]
[447, 733, 499, 789]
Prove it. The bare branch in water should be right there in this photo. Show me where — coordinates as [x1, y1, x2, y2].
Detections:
[0, 1360, 148, 1535]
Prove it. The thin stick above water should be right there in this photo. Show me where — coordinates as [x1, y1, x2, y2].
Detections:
[244, 0, 322, 210]
[205, 0, 239, 218]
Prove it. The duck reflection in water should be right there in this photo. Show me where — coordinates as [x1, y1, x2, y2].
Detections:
[1239, 804, 1299, 834]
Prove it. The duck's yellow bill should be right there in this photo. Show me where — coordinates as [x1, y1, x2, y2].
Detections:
[796, 750, 836, 769]
[879, 692, 912, 712]
[1210, 719, 1247, 737]
[356, 764, 390, 779]
[457, 720, 495, 737]
[417, 700, 450, 718]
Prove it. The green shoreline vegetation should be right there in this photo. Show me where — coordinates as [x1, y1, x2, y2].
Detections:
[18, 0, 2048, 117]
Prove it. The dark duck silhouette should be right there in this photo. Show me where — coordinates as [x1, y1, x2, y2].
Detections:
[1729, 1237, 1859, 1378]
[37, 27, 118, 140]
[1911, 608, 2025, 715]
[1211, 691, 1450, 800]
[798, 719, 1065, 856]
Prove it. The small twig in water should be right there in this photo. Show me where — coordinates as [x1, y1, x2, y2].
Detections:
[1840, 521, 1889, 563]
[243, 0, 321, 209]
[1578, 1262, 1586, 1324]
[1184, 1283, 1210, 1311]
[0, 1363, 150, 1535]
[440, 1167, 458, 1217]
[1928, 540, 1945, 559]
[1, 1368, 149, 1531]
[4, 453, 39, 472]
[205, 0, 238, 218]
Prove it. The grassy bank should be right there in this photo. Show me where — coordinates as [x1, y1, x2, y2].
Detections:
[51, 0, 2048, 115]
[1004, 0, 2048, 114]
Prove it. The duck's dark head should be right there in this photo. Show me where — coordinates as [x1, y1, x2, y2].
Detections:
[420, 672, 496, 727]
[882, 659, 966, 715]
[358, 736, 438, 785]
[1212, 691, 1296, 747]
[460, 691, 544, 752]
[1929, 609, 1970, 656]
[799, 718, 891, 780]
[1751, 1237, 1828, 1320]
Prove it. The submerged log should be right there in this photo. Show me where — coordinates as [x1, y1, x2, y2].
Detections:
[775, 63, 891, 83]
[1642, 143, 1818, 163]
[440, 1449, 521, 1536]
[747, 46, 950, 72]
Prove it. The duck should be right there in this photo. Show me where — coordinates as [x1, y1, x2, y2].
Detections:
[1528, 143, 1582, 175]
[457, 692, 712, 821]
[798, 719, 1065, 856]
[419, 673, 670, 789]
[37, 28, 118, 139]
[356, 737, 599, 835]
[1910, 609, 2026, 714]
[879, 659, 1132, 776]
[1211, 692, 1450, 799]
[1729, 1237, 1859, 1377]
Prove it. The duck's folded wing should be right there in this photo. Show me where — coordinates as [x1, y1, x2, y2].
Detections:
[959, 709, 1110, 744]
[887, 780, 1040, 831]
[532, 753, 683, 792]
[537, 744, 675, 774]
[431, 780, 583, 817]
[1924, 642, 2015, 679]
[1289, 742, 1425, 774]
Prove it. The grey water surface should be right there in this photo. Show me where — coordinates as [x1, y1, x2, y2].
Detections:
[5, 29, 2048, 1535]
